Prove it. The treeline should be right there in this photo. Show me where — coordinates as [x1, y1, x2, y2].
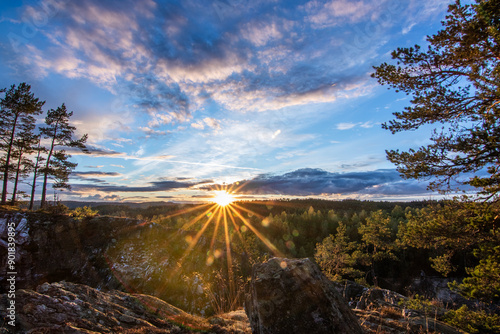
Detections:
[0, 83, 87, 209]
[240, 198, 434, 217]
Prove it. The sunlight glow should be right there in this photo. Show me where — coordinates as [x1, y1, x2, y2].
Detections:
[212, 191, 235, 206]
[162, 183, 281, 292]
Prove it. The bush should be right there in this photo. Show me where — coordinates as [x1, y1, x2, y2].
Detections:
[71, 206, 98, 220]
[43, 202, 69, 215]
[444, 305, 500, 334]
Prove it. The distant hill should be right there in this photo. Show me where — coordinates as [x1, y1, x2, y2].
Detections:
[23, 200, 178, 210]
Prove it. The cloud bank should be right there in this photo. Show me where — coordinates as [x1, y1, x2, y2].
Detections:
[226, 168, 429, 196]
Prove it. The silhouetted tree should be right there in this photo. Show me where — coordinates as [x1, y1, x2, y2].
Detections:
[10, 121, 38, 204]
[0, 83, 44, 204]
[39, 104, 87, 208]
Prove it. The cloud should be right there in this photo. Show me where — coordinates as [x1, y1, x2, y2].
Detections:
[220, 168, 429, 196]
[68, 145, 125, 157]
[241, 20, 283, 47]
[203, 117, 221, 131]
[71, 171, 123, 184]
[77, 193, 122, 201]
[71, 178, 210, 193]
[304, 0, 380, 28]
[402, 0, 451, 35]
[139, 127, 168, 136]
[191, 122, 205, 130]
[72, 171, 122, 178]
[336, 121, 378, 130]
[360, 121, 376, 128]
[14, 0, 398, 128]
[336, 122, 358, 130]
[191, 117, 222, 131]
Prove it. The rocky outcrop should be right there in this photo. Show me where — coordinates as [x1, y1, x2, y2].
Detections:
[0, 281, 250, 333]
[0, 211, 215, 314]
[0, 211, 144, 291]
[245, 257, 364, 334]
[408, 276, 470, 307]
[354, 288, 466, 334]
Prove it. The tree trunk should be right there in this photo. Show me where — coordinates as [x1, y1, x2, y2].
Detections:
[29, 149, 41, 210]
[10, 149, 23, 205]
[40, 159, 51, 209]
[1, 115, 19, 204]
[29, 169, 38, 210]
[40, 134, 56, 209]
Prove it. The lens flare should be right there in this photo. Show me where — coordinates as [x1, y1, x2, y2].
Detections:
[212, 191, 235, 207]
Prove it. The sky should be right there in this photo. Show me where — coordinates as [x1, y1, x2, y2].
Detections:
[0, 0, 459, 203]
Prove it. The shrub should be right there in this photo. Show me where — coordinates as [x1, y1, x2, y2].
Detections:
[444, 305, 500, 334]
[71, 206, 98, 220]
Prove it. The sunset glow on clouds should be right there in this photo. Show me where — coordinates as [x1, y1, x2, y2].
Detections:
[0, 0, 457, 202]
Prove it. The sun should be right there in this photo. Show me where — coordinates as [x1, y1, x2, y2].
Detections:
[212, 191, 235, 207]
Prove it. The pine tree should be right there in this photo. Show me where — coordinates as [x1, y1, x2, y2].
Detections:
[39, 104, 87, 208]
[0, 83, 44, 204]
[358, 210, 398, 286]
[373, 0, 500, 302]
[10, 121, 38, 204]
[315, 223, 362, 281]
[29, 136, 46, 210]
[372, 0, 500, 200]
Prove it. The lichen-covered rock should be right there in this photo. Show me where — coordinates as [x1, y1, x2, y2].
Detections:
[355, 287, 407, 310]
[0, 281, 249, 333]
[245, 257, 364, 334]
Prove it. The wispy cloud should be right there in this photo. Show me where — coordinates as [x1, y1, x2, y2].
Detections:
[68, 146, 125, 157]
[304, 0, 384, 28]
[71, 178, 211, 193]
[336, 122, 358, 130]
[72, 171, 122, 178]
[71, 171, 123, 183]
[336, 121, 378, 130]
[139, 127, 168, 136]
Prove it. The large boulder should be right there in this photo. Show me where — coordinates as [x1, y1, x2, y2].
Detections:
[245, 257, 364, 334]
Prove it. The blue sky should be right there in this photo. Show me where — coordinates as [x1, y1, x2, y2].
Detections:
[0, 0, 457, 203]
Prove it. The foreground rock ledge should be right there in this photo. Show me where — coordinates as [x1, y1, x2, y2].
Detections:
[245, 257, 364, 334]
[0, 281, 249, 333]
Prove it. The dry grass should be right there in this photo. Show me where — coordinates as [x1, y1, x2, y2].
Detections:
[379, 306, 404, 319]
